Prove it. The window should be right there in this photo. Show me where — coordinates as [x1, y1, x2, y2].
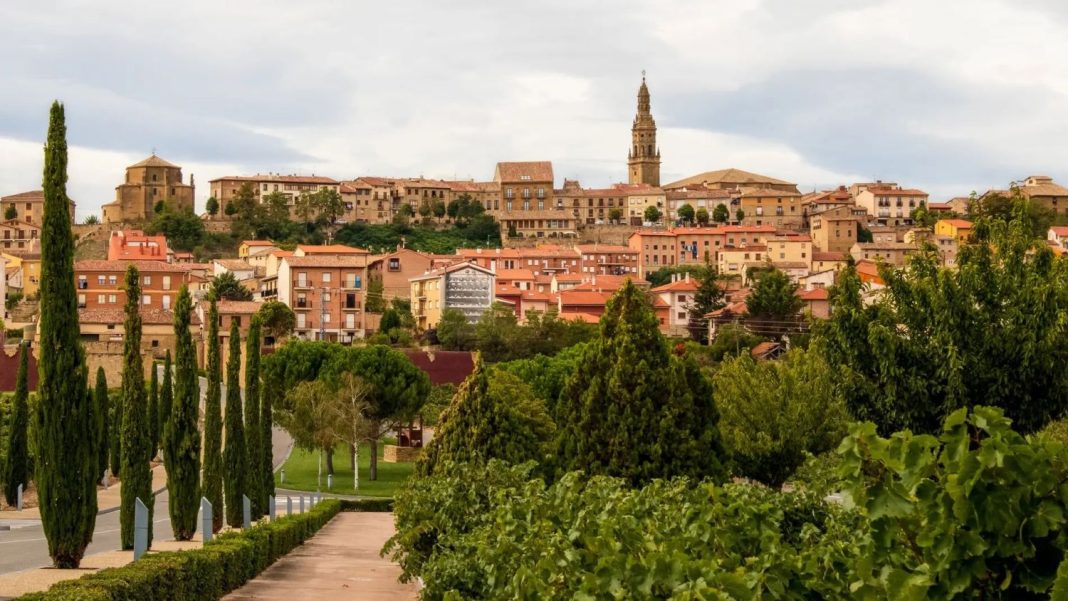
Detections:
[98, 294, 106, 304]
[233, 316, 242, 327]
[297, 272, 308, 287]
[323, 313, 331, 323]
[162, 275, 171, 290]
[78, 276, 88, 289]
[162, 295, 171, 310]
[108, 275, 117, 285]
[387, 259, 400, 271]
[143, 295, 151, 305]
[323, 292, 331, 302]
[108, 294, 117, 304]
[144, 275, 151, 286]
[78, 294, 86, 308]
[322, 272, 332, 283]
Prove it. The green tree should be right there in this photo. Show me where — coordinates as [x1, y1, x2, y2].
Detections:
[420, 361, 554, 476]
[677, 203, 695, 224]
[259, 333, 275, 511]
[3, 344, 29, 506]
[365, 275, 387, 313]
[312, 188, 345, 226]
[393, 203, 414, 226]
[973, 187, 1057, 238]
[109, 385, 122, 478]
[418, 199, 432, 220]
[856, 224, 873, 243]
[147, 364, 158, 457]
[745, 268, 802, 321]
[153, 200, 166, 215]
[712, 346, 848, 488]
[379, 308, 402, 337]
[93, 367, 109, 477]
[244, 315, 263, 516]
[147, 207, 204, 252]
[608, 207, 623, 224]
[695, 207, 710, 226]
[713, 203, 729, 224]
[159, 351, 172, 452]
[223, 319, 246, 528]
[119, 265, 153, 550]
[224, 201, 238, 217]
[555, 281, 726, 485]
[436, 308, 476, 351]
[205, 196, 219, 217]
[209, 271, 254, 301]
[3, 205, 16, 220]
[643, 205, 661, 224]
[432, 199, 447, 222]
[257, 300, 295, 341]
[165, 286, 200, 540]
[707, 323, 766, 362]
[476, 303, 522, 362]
[910, 200, 936, 228]
[735, 208, 745, 223]
[689, 263, 725, 340]
[82, 215, 99, 225]
[35, 101, 96, 568]
[295, 192, 316, 225]
[202, 298, 224, 533]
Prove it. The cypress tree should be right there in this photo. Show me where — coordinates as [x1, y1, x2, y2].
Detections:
[555, 280, 726, 486]
[243, 315, 263, 517]
[165, 286, 200, 540]
[35, 101, 96, 568]
[223, 319, 246, 528]
[93, 368, 109, 479]
[147, 363, 158, 458]
[159, 351, 172, 455]
[119, 265, 153, 549]
[259, 335, 274, 513]
[202, 298, 224, 533]
[3, 344, 30, 506]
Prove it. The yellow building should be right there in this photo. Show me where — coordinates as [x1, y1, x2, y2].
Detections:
[2, 252, 41, 297]
[934, 219, 973, 244]
[737, 188, 804, 229]
[102, 154, 196, 224]
[0, 190, 75, 226]
[765, 234, 813, 270]
[623, 184, 667, 225]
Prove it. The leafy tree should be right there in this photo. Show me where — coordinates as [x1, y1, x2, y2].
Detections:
[817, 204, 1068, 435]
[521, 309, 597, 358]
[3, 205, 16, 220]
[119, 265, 153, 550]
[3, 344, 29, 506]
[432, 199, 447, 222]
[205, 196, 219, 217]
[295, 192, 316, 225]
[910, 200, 936, 228]
[713, 203, 729, 223]
[365, 275, 387, 313]
[644, 265, 706, 287]
[972, 187, 1057, 238]
[257, 300, 295, 340]
[735, 208, 745, 223]
[643, 205, 661, 224]
[36, 101, 96, 568]
[857, 224, 873, 243]
[165, 286, 200, 540]
[202, 298, 224, 533]
[745, 268, 802, 321]
[436, 308, 476, 351]
[153, 200, 166, 215]
[224, 201, 238, 217]
[379, 308, 402, 336]
[695, 207, 710, 226]
[393, 203, 414, 226]
[712, 347, 848, 488]
[475, 303, 521, 362]
[210, 271, 253, 302]
[279, 380, 339, 477]
[312, 188, 345, 226]
[689, 263, 725, 339]
[555, 281, 726, 485]
[223, 319, 246, 528]
[707, 323, 766, 362]
[608, 207, 623, 224]
[147, 207, 204, 252]
[328, 374, 374, 490]
[82, 214, 99, 225]
[244, 315, 263, 516]
[147, 363, 158, 456]
[496, 342, 587, 418]
[159, 351, 172, 452]
[418, 200, 432, 220]
[677, 203, 695, 224]
[93, 367, 109, 477]
[420, 361, 554, 476]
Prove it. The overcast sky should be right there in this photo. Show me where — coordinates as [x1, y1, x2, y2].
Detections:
[2, 0, 1067, 219]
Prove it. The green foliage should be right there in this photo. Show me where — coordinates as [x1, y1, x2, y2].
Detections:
[258, 334, 275, 514]
[82, 214, 99, 225]
[3, 205, 16, 220]
[165, 286, 200, 540]
[3, 345, 30, 506]
[688, 262, 725, 339]
[555, 280, 726, 485]
[210, 271, 254, 302]
[419, 383, 457, 427]
[205, 196, 219, 216]
[108, 387, 122, 478]
[334, 219, 501, 254]
[435, 308, 476, 350]
[712, 346, 849, 488]
[910, 200, 937, 228]
[379, 308, 402, 335]
[158, 352, 172, 451]
[712, 203, 729, 223]
[257, 300, 294, 340]
[146, 365, 158, 457]
[707, 322, 766, 361]
[695, 206, 710, 225]
[857, 223, 873, 243]
[495, 342, 587, 418]
[817, 204, 1068, 435]
[223, 319, 246, 528]
[676, 203, 695, 223]
[244, 316, 263, 517]
[93, 367, 109, 477]
[120, 266, 154, 549]
[608, 207, 623, 223]
[745, 267, 803, 320]
[146, 206, 205, 252]
[20, 500, 341, 601]
[35, 100, 96, 568]
[473, 303, 518, 362]
[973, 187, 1057, 238]
[419, 362, 554, 476]
[365, 275, 386, 313]
[440, 305, 595, 361]
[202, 299, 224, 533]
[643, 204, 661, 223]
[643, 264, 705, 287]
[735, 207, 745, 222]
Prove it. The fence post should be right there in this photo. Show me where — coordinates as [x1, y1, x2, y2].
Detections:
[299, 494, 305, 514]
[242, 495, 251, 529]
[327, 473, 333, 490]
[201, 498, 213, 543]
[134, 498, 148, 560]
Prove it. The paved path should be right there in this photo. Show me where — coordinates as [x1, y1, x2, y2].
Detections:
[223, 512, 417, 601]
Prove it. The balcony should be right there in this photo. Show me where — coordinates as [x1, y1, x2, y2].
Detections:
[295, 279, 313, 289]
[296, 299, 309, 309]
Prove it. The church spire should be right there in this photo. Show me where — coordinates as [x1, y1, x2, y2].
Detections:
[628, 72, 660, 187]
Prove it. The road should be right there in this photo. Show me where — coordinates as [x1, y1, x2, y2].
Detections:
[0, 371, 294, 575]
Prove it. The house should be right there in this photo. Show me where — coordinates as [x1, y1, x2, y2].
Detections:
[410, 262, 496, 330]
[238, 240, 279, 258]
[575, 244, 639, 276]
[0, 220, 42, 255]
[934, 219, 974, 244]
[366, 247, 435, 305]
[558, 290, 613, 320]
[628, 225, 777, 279]
[0, 190, 75, 226]
[853, 183, 928, 227]
[79, 306, 201, 381]
[811, 251, 848, 273]
[649, 274, 699, 336]
[798, 287, 830, 319]
[107, 230, 169, 262]
[277, 255, 370, 342]
[849, 242, 917, 267]
[1049, 226, 1068, 249]
[74, 260, 194, 311]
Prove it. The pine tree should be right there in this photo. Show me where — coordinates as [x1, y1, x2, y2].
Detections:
[165, 286, 200, 540]
[35, 101, 96, 568]
[159, 351, 172, 454]
[3, 344, 30, 507]
[119, 265, 153, 549]
[223, 319, 246, 528]
[93, 368, 109, 480]
[147, 363, 158, 459]
[202, 298, 224, 533]
[243, 315, 263, 516]
[555, 280, 726, 486]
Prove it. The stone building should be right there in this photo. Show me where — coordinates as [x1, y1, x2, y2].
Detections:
[0, 190, 75, 225]
[102, 155, 195, 223]
[628, 74, 661, 187]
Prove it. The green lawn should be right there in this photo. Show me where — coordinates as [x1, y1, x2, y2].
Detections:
[275, 441, 414, 497]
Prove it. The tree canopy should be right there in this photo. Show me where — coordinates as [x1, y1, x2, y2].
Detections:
[210, 271, 254, 302]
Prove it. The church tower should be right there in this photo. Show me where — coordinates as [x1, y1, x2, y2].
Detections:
[628, 73, 661, 187]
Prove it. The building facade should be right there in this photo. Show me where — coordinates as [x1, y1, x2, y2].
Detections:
[0, 190, 75, 225]
[74, 260, 194, 311]
[276, 255, 369, 342]
[102, 155, 195, 224]
[628, 75, 661, 187]
[410, 262, 496, 329]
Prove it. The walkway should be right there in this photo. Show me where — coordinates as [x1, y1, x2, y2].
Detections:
[223, 513, 417, 601]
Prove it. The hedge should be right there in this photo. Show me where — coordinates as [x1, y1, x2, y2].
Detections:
[339, 498, 393, 512]
[18, 499, 341, 601]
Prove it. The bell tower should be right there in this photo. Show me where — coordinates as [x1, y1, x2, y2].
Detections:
[628, 72, 660, 187]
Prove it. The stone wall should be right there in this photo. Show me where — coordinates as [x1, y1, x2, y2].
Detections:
[383, 444, 421, 463]
[501, 224, 636, 248]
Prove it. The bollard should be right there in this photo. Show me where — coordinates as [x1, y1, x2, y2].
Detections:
[280, 468, 285, 484]
[286, 495, 293, 516]
[16, 484, 22, 511]
[134, 498, 148, 560]
[299, 494, 305, 514]
[269, 495, 276, 522]
[201, 498, 213, 543]
[242, 495, 251, 529]
[327, 474, 333, 490]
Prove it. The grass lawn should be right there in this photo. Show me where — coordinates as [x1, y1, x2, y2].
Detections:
[276, 441, 414, 497]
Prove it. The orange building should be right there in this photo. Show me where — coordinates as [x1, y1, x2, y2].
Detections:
[107, 230, 169, 262]
[277, 255, 370, 342]
[74, 260, 194, 311]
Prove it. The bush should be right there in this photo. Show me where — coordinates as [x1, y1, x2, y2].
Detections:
[18, 500, 341, 600]
[339, 498, 394, 512]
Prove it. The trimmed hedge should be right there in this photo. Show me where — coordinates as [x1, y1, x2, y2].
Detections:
[340, 498, 394, 512]
[18, 500, 341, 601]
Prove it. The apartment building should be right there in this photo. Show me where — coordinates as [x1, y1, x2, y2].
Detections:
[576, 244, 638, 275]
[277, 255, 370, 342]
[74, 260, 194, 311]
[9, 253, 41, 297]
[934, 219, 974, 244]
[410, 262, 496, 329]
[853, 183, 928, 227]
[495, 161, 554, 214]
[0, 190, 75, 225]
[366, 247, 435, 304]
[0, 220, 41, 254]
[208, 174, 340, 218]
[735, 188, 804, 229]
[649, 274, 698, 336]
[666, 188, 732, 222]
[102, 155, 195, 224]
[717, 245, 767, 280]
[107, 230, 169, 262]
[621, 184, 667, 225]
[810, 214, 858, 254]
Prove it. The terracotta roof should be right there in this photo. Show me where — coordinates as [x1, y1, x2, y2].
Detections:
[242, 240, 275, 247]
[575, 244, 635, 253]
[283, 256, 368, 268]
[798, 288, 830, 301]
[664, 168, 796, 190]
[721, 244, 768, 252]
[650, 279, 699, 293]
[295, 244, 368, 255]
[457, 248, 521, 259]
[495, 161, 554, 183]
[665, 189, 733, 200]
[738, 187, 802, 198]
[75, 260, 191, 273]
[128, 154, 180, 169]
[495, 269, 537, 280]
[559, 290, 613, 306]
[0, 190, 45, 202]
[519, 290, 552, 301]
[214, 259, 254, 271]
[210, 174, 339, 185]
[1050, 226, 1068, 236]
[79, 307, 200, 325]
[853, 242, 917, 251]
[565, 312, 602, 324]
[812, 252, 847, 262]
[402, 351, 475, 386]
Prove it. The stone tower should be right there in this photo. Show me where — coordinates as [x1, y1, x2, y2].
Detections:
[628, 73, 660, 187]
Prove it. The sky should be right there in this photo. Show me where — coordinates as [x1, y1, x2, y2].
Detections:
[2, 0, 1068, 220]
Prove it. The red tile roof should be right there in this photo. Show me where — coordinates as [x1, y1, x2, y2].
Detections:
[798, 288, 830, 301]
[650, 279, 699, 293]
[559, 290, 613, 306]
[495, 161, 554, 183]
[402, 351, 475, 386]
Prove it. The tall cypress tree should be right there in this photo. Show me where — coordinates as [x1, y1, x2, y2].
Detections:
[259, 354, 275, 512]
[93, 368, 109, 480]
[223, 319, 246, 528]
[202, 298, 224, 533]
[243, 315, 263, 517]
[147, 363, 159, 459]
[165, 286, 200, 540]
[35, 101, 96, 568]
[3, 344, 30, 506]
[119, 265, 153, 549]
[159, 351, 172, 456]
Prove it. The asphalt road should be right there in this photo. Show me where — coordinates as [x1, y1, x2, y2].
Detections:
[0, 372, 295, 575]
